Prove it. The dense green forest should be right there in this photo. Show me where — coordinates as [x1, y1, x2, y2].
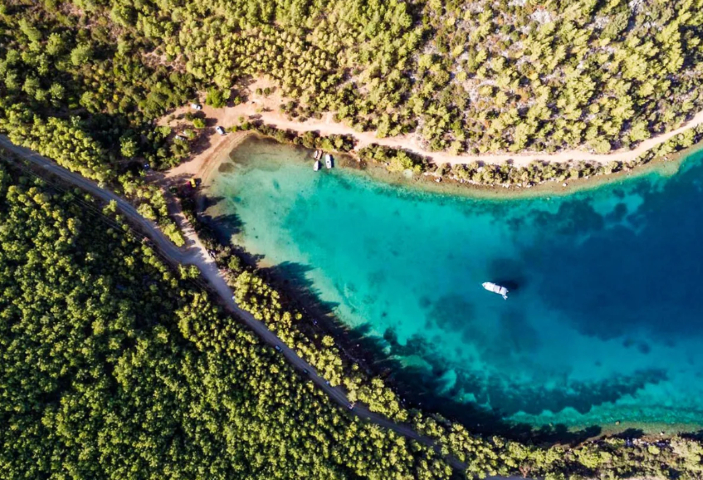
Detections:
[6, 0, 703, 477]
[1, 0, 703, 176]
[0, 0, 195, 245]
[98, 0, 703, 154]
[0, 161, 455, 479]
[5, 159, 703, 480]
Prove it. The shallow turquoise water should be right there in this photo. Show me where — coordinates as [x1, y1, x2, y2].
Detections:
[206, 137, 703, 433]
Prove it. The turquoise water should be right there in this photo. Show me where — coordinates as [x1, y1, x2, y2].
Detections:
[205, 136, 703, 433]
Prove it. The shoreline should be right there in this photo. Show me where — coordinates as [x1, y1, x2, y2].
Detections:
[191, 134, 703, 439]
[159, 83, 703, 199]
[159, 79, 703, 174]
[166, 129, 251, 184]
[184, 129, 701, 202]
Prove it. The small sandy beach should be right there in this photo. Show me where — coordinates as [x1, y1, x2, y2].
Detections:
[165, 129, 251, 183]
[162, 78, 703, 182]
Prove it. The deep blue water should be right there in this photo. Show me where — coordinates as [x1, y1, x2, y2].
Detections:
[205, 136, 703, 433]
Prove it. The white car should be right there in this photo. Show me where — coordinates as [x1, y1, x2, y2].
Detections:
[190, 103, 202, 111]
[215, 126, 226, 135]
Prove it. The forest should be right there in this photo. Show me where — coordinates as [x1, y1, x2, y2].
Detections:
[5, 156, 703, 480]
[5, 0, 703, 478]
[0, 0, 700, 205]
[1, 0, 703, 181]
[0, 160, 453, 480]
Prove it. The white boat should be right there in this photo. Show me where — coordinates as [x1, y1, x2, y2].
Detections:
[314, 150, 321, 160]
[482, 282, 508, 300]
[325, 154, 333, 169]
[314, 160, 321, 171]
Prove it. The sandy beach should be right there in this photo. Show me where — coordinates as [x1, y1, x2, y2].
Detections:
[165, 129, 250, 183]
[162, 78, 703, 182]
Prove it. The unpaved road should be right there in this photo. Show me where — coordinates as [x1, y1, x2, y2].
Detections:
[161, 78, 703, 179]
[0, 135, 467, 473]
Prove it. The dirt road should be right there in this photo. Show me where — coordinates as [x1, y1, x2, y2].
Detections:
[0, 135, 468, 473]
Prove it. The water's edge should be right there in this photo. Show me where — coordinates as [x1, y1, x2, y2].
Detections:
[200, 131, 702, 201]
[199, 135, 703, 438]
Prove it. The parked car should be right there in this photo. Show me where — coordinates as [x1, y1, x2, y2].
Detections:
[274, 345, 282, 352]
[215, 126, 226, 135]
[190, 103, 202, 111]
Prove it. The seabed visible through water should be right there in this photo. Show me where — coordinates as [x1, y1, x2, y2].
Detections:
[202, 135, 703, 437]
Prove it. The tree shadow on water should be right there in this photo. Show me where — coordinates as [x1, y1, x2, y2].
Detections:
[196, 196, 245, 237]
[613, 428, 645, 440]
[243, 261, 667, 447]
[342, 314, 672, 446]
[192, 203, 654, 446]
[205, 212, 244, 236]
[332, 323, 600, 445]
[259, 261, 339, 319]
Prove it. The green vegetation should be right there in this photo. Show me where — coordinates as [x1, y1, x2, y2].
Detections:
[234, 120, 355, 153]
[360, 125, 703, 189]
[0, 0, 194, 245]
[230, 122, 701, 190]
[178, 167, 703, 480]
[2, 0, 703, 183]
[359, 144, 429, 175]
[5, 0, 703, 477]
[57, 0, 703, 154]
[415, 414, 703, 480]
[205, 88, 229, 108]
[0, 160, 453, 480]
[6, 151, 703, 479]
[122, 0, 702, 154]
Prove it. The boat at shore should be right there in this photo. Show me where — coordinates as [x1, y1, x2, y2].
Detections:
[314, 150, 322, 160]
[482, 282, 508, 300]
[325, 154, 334, 169]
[314, 160, 321, 171]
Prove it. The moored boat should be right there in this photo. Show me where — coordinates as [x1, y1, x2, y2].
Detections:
[314, 149, 321, 160]
[314, 160, 321, 171]
[325, 154, 333, 169]
[482, 282, 508, 300]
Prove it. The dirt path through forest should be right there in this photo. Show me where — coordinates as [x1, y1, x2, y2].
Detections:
[0, 135, 469, 474]
[161, 79, 703, 181]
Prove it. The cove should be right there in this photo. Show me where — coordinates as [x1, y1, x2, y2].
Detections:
[204, 136, 703, 434]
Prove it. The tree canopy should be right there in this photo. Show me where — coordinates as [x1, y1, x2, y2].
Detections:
[0, 161, 452, 480]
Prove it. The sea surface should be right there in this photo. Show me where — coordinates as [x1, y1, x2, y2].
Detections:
[204, 136, 703, 434]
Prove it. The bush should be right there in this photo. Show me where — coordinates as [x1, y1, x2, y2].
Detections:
[205, 88, 230, 108]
